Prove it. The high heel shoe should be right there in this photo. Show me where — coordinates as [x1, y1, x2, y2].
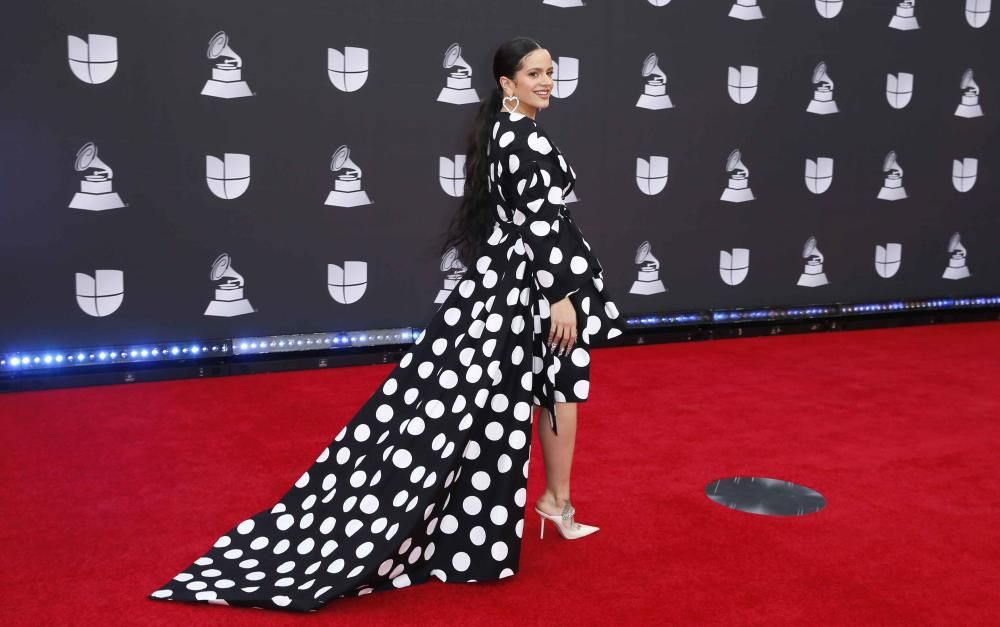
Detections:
[534, 501, 600, 540]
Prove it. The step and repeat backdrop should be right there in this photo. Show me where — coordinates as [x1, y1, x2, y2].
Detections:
[0, 0, 996, 354]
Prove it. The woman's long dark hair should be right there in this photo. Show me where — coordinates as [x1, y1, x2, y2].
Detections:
[437, 37, 543, 269]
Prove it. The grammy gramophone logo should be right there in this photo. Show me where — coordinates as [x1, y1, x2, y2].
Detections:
[875, 243, 903, 279]
[435, 248, 468, 304]
[877, 151, 907, 201]
[942, 233, 971, 280]
[797, 236, 829, 287]
[204, 253, 254, 317]
[76, 269, 124, 317]
[67, 34, 118, 84]
[955, 69, 984, 118]
[636, 156, 669, 195]
[201, 31, 253, 98]
[439, 155, 466, 197]
[551, 56, 580, 98]
[966, 0, 991, 28]
[327, 261, 368, 304]
[807, 62, 838, 115]
[629, 241, 667, 295]
[886, 72, 914, 109]
[437, 43, 479, 105]
[952, 158, 978, 192]
[816, 0, 844, 19]
[728, 65, 758, 105]
[720, 248, 750, 286]
[721, 149, 753, 203]
[543, 0, 585, 7]
[636, 53, 673, 110]
[805, 157, 834, 194]
[730, 0, 764, 21]
[206, 153, 250, 200]
[69, 142, 126, 211]
[328, 46, 370, 92]
[889, 1, 920, 30]
[325, 145, 372, 207]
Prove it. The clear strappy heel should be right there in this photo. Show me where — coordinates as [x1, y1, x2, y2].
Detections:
[534, 501, 600, 540]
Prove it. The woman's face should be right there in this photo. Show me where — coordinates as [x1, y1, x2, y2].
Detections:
[502, 48, 553, 117]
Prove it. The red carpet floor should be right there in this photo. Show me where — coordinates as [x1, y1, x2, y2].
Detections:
[2, 321, 998, 626]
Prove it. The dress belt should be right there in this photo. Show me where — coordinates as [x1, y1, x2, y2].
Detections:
[492, 217, 562, 435]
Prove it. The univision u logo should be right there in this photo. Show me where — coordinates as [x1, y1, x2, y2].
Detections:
[206, 153, 250, 199]
[68, 34, 118, 84]
[328, 46, 370, 92]
[76, 270, 124, 316]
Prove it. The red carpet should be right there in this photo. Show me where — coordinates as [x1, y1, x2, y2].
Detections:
[2, 321, 998, 626]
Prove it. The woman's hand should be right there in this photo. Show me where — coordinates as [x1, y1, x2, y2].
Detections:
[548, 297, 577, 357]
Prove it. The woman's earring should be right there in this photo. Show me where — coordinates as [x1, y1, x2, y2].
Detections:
[502, 94, 519, 113]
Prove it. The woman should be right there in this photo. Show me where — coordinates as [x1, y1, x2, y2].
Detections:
[149, 37, 625, 613]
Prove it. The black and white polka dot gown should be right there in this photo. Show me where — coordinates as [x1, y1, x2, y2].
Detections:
[149, 109, 626, 612]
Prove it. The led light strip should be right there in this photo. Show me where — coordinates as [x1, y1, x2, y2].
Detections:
[3, 296, 998, 371]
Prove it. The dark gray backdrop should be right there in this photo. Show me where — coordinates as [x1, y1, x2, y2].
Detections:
[0, 0, 996, 354]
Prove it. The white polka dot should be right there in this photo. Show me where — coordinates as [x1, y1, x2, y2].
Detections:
[236, 519, 254, 535]
[356, 541, 374, 558]
[425, 400, 445, 419]
[299, 513, 314, 529]
[485, 421, 504, 441]
[376, 404, 393, 422]
[444, 307, 461, 325]
[498, 131, 515, 148]
[297, 538, 315, 554]
[354, 424, 370, 442]
[272, 595, 292, 606]
[186, 581, 207, 591]
[392, 448, 413, 468]
[295, 472, 309, 488]
[490, 394, 509, 412]
[470, 525, 487, 546]
[250, 537, 269, 550]
[498, 454, 513, 473]
[471, 471, 491, 490]
[345, 519, 363, 536]
[530, 220, 551, 237]
[322, 474, 336, 490]
[452, 551, 471, 571]
[509, 430, 527, 449]
[574, 380, 590, 399]
[439, 370, 458, 388]
[463, 440, 481, 460]
[382, 378, 397, 394]
[441, 515, 459, 534]
[214, 579, 235, 589]
[571, 347, 590, 367]
[276, 514, 294, 530]
[273, 539, 290, 554]
[407, 417, 426, 435]
[246, 571, 265, 581]
[223, 549, 242, 560]
[327, 559, 345, 573]
[508, 153, 520, 172]
[491, 541, 509, 561]
[463, 496, 483, 515]
[350, 470, 367, 488]
[371, 517, 388, 533]
[360, 494, 379, 514]
[490, 505, 509, 525]
[214, 536, 231, 548]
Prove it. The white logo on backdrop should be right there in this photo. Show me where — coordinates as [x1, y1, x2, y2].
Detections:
[439, 154, 466, 197]
[889, 1, 920, 30]
[327, 261, 368, 304]
[878, 151, 907, 201]
[730, 0, 764, 21]
[807, 62, 839, 115]
[952, 158, 979, 192]
[816, 0, 844, 19]
[636, 156, 669, 195]
[630, 241, 667, 295]
[437, 43, 479, 105]
[67, 34, 118, 84]
[728, 65, 759, 104]
[552, 56, 580, 98]
[943, 233, 971, 280]
[720, 248, 750, 286]
[69, 142, 126, 211]
[797, 236, 829, 287]
[886, 72, 914, 109]
[325, 145, 372, 207]
[955, 69, 984, 118]
[201, 31, 253, 98]
[875, 243, 903, 278]
[543, 0, 585, 7]
[435, 248, 467, 304]
[76, 270, 124, 317]
[328, 46, 369, 92]
[206, 153, 250, 200]
[647, 0, 673, 6]
[966, 0, 991, 28]
[204, 253, 254, 316]
[636, 53, 673, 110]
[805, 157, 834, 194]
[721, 149, 754, 202]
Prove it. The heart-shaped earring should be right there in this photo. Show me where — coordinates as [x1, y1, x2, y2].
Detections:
[502, 94, 519, 113]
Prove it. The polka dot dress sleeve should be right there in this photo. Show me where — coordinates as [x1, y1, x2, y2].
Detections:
[500, 120, 594, 305]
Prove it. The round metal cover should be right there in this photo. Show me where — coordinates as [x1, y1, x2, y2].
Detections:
[705, 476, 826, 516]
